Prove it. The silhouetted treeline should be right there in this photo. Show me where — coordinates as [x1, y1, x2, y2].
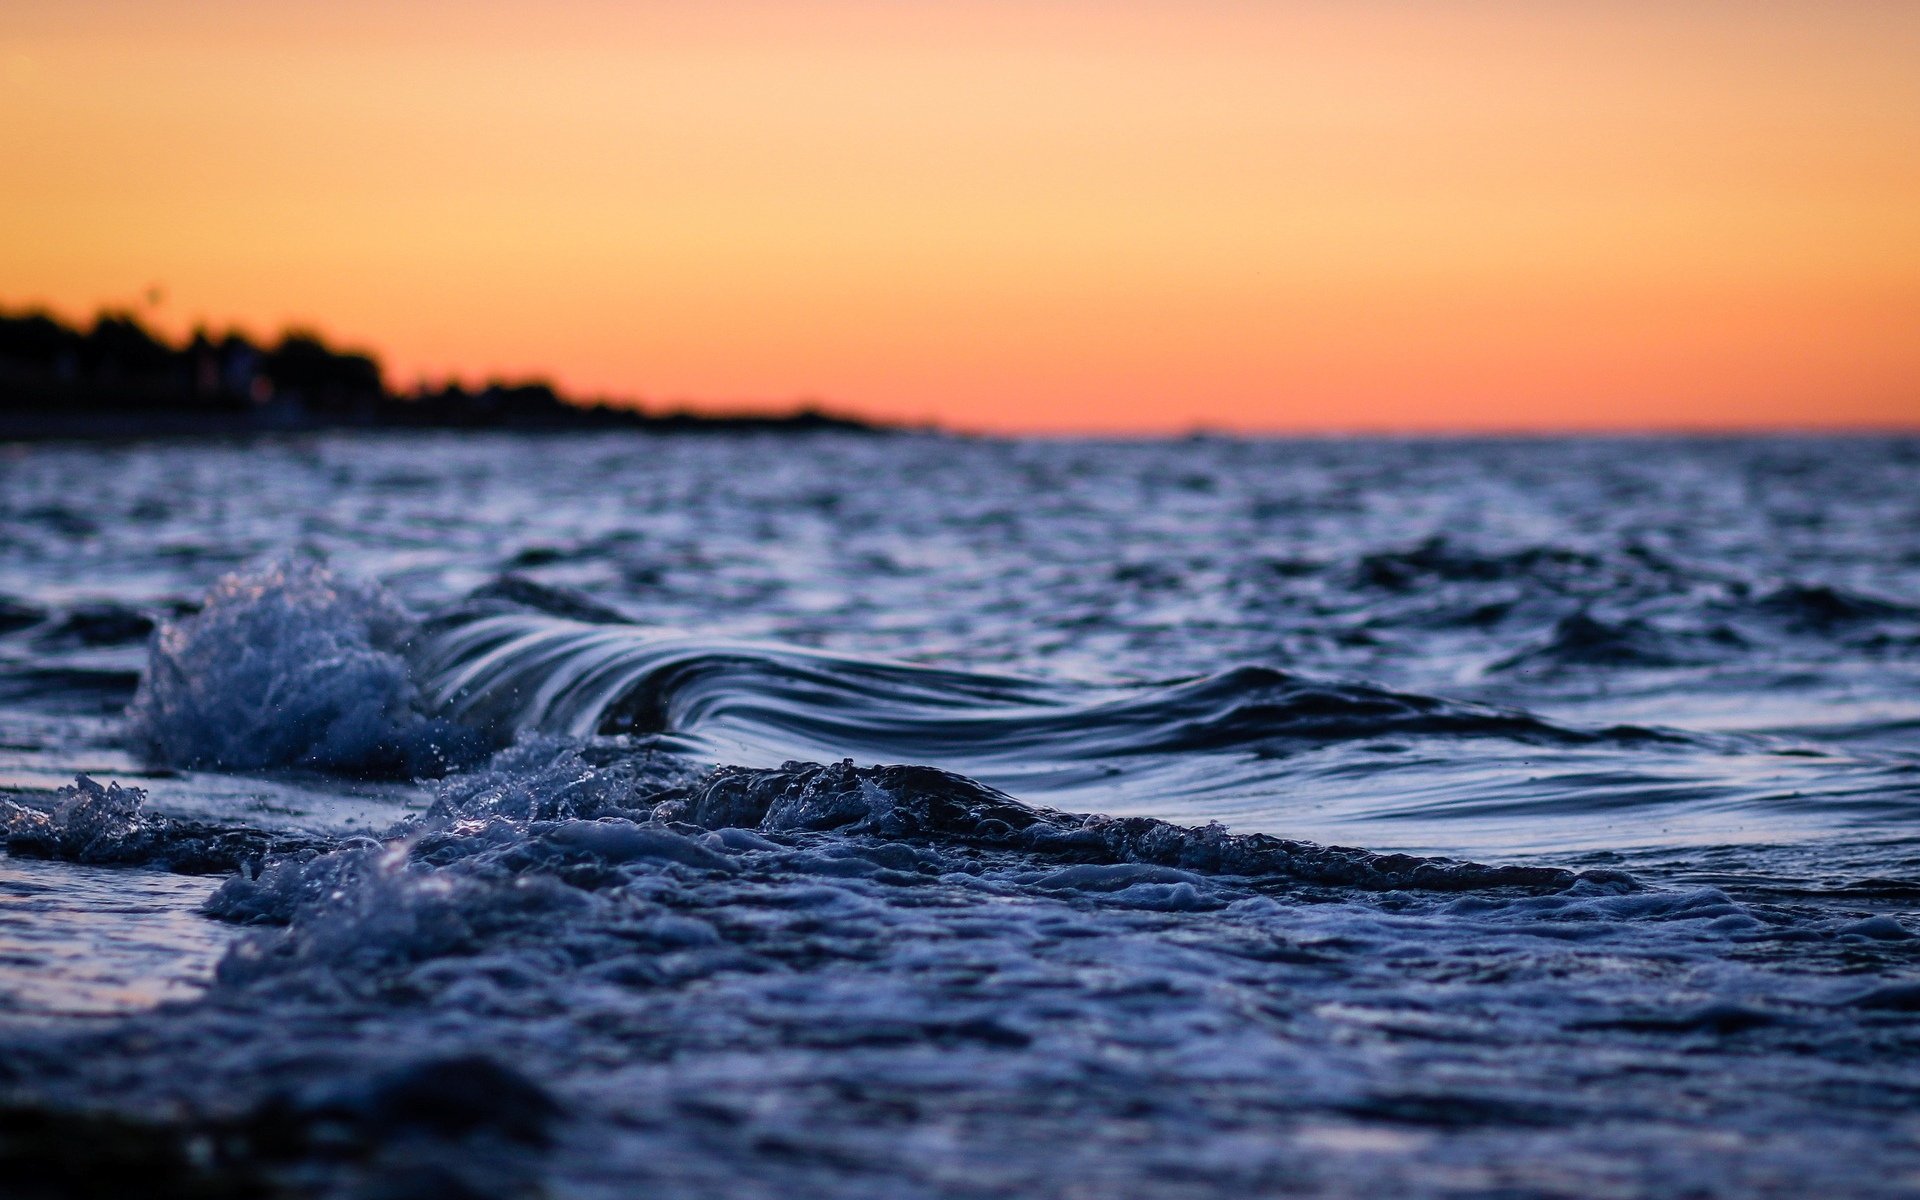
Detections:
[0, 309, 872, 438]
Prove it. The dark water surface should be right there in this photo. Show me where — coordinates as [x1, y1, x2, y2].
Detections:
[1, 433, 1917, 1197]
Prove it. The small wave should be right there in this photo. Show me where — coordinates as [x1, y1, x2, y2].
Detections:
[669, 757, 1590, 893]
[1490, 611, 1745, 674]
[32, 603, 155, 649]
[466, 572, 634, 625]
[187, 740, 1604, 978]
[1747, 582, 1920, 631]
[4, 750, 1593, 899]
[1351, 536, 1604, 592]
[411, 609, 1625, 779]
[0, 595, 48, 636]
[0, 665, 140, 714]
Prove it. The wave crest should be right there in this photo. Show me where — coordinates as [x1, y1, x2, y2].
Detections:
[410, 610, 1628, 777]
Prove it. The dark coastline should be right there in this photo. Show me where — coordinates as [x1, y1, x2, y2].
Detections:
[0, 405, 880, 442]
[0, 308, 880, 441]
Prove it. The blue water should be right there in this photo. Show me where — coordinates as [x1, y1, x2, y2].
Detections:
[1, 432, 1918, 1197]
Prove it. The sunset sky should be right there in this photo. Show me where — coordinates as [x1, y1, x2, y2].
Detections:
[4, 1, 1917, 433]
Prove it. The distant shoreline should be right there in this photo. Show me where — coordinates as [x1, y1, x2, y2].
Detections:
[1, 307, 882, 441]
[0, 404, 881, 442]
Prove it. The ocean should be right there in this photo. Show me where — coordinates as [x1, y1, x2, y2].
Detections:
[1, 431, 1917, 1197]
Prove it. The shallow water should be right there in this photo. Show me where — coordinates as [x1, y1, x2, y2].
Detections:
[1, 432, 1917, 1197]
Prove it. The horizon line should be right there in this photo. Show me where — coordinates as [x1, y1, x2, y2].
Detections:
[7, 298, 1915, 438]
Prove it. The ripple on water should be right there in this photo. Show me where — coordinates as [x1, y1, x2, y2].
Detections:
[0, 855, 228, 1018]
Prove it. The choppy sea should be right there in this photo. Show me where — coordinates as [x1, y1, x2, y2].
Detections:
[1, 432, 1918, 1197]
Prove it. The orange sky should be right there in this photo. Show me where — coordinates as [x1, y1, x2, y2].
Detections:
[4, 0, 1918, 432]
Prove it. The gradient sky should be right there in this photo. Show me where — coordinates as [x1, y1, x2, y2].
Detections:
[4, 1, 1918, 432]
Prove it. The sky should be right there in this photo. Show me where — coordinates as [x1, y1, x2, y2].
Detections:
[4, 0, 1918, 433]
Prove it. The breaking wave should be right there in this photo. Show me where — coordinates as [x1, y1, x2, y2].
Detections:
[408, 604, 1660, 777]
[127, 562, 1908, 858]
